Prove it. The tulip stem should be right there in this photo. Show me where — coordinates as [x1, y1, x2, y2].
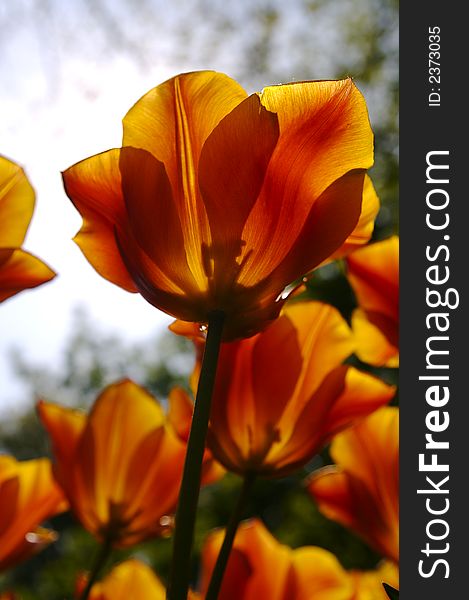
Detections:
[205, 473, 256, 600]
[168, 310, 225, 600]
[79, 535, 113, 600]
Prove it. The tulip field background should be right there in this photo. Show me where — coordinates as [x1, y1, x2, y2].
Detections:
[0, 0, 399, 598]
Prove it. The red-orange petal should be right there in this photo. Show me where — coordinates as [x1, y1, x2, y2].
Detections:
[351, 308, 399, 367]
[208, 301, 356, 475]
[347, 236, 399, 324]
[265, 366, 394, 476]
[198, 94, 279, 295]
[0, 456, 66, 571]
[328, 175, 380, 261]
[238, 78, 373, 287]
[308, 407, 399, 563]
[200, 520, 292, 600]
[288, 546, 353, 600]
[122, 71, 248, 288]
[62, 149, 136, 292]
[118, 147, 197, 295]
[0, 248, 56, 302]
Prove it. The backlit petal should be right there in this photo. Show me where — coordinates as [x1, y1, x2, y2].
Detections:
[0, 155, 35, 247]
[308, 407, 399, 562]
[119, 146, 198, 294]
[201, 520, 291, 600]
[238, 78, 373, 285]
[329, 175, 380, 260]
[62, 149, 136, 292]
[76, 380, 165, 533]
[0, 248, 56, 302]
[123, 71, 247, 286]
[347, 236, 399, 323]
[123, 71, 247, 182]
[39, 380, 190, 547]
[199, 94, 279, 295]
[352, 308, 399, 367]
[288, 546, 353, 600]
[0, 456, 65, 571]
[265, 366, 394, 476]
[208, 301, 358, 475]
[87, 559, 166, 600]
[200, 519, 354, 600]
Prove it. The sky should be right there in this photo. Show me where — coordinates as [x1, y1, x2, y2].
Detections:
[0, 5, 181, 413]
[0, 0, 397, 415]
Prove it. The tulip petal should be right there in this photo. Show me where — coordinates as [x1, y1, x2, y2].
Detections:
[37, 400, 86, 497]
[200, 530, 252, 600]
[203, 520, 292, 600]
[347, 236, 399, 323]
[123, 71, 248, 286]
[0, 155, 35, 247]
[200, 519, 354, 600]
[123, 426, 186, 543]
[208, 301, 358, 474]
[167, 386, 194, 441]
[352, 308, 399, 367]
[308, 467, 363, 528]
[77, 380, 166, 528]
[329, 174, 380, 261]
[62, 149, 137, 292]
[265, 366, 394, 476]
[308, 407, 399, 562]
[87, 559, 166, 600]
[282, 302, 355, 405]
[0, 248, 56, 302]
[123, 71, 247, 180]
[199, 94, 279, 292]
[0, 475, 19, 537]
[238, 78, 373, 285]
[289, 546, 353, 600]
[118, 146, 199, 295]
[323, 367, 396, 434]
[40, 381, 190, 547]
[247, 170, 365, 293]
[0, 456, 65, 571]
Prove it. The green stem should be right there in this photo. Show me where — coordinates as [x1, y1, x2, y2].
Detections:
[205, 473, 256, 600]
[167, 311, 225, 600]
[79, 536, 113, 600]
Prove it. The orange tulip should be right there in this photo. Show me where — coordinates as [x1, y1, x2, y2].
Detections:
[328, 176, 380, 262]
[0, 155, 55, 302]
[350, 561, 399, 600]
[76, 559, 166, 600]
[62, 71, 375, 340]
[307, 407, 399, 564]
[200, 518, 354, 600]
[346, 236, 399, 367]
[76, 559, 202, 600]
[37, 379, 187, 548]
[0, 455, 66, 572]
[205, 301, 395, 477]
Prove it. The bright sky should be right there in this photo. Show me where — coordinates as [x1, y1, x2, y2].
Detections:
[0, 12, 184, 413]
